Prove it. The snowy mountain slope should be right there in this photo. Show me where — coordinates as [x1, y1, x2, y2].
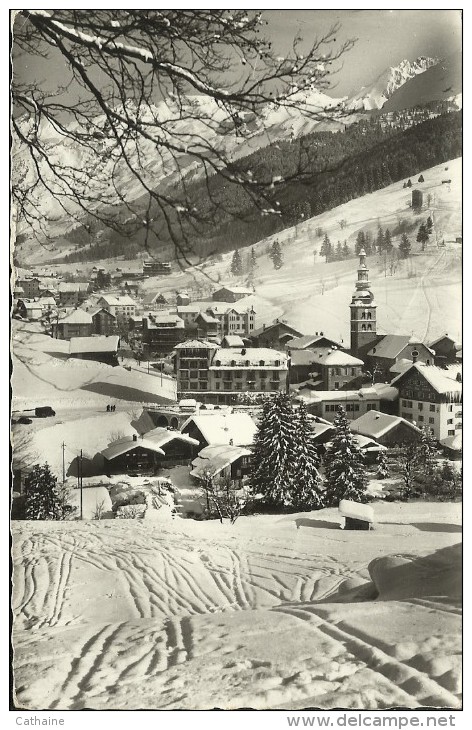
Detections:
[347, 57, 438, 111]
[382, 52, 462, 113]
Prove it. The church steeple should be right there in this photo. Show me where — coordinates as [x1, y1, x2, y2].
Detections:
[350, 248, 377, 356]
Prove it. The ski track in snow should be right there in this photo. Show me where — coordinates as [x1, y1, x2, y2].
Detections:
[12, 514, 462, 710]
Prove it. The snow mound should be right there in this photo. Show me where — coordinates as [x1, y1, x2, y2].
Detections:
[368, 543, 461, 601]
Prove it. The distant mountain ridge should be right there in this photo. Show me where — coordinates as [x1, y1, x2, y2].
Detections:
[348, 56, 438, 111]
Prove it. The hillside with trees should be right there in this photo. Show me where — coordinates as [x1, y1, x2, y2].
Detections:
[59, 111, 461, 266]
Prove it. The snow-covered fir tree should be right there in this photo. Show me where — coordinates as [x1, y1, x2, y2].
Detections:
[231, 249, 243, 276]
[292, 402, 324, 510]
[269, 239, 283, 270]
[323, 407, 368, 506]
[250, 393, 298, 507]
[24, 463, 74, 520]
[376, 449, 389, 479]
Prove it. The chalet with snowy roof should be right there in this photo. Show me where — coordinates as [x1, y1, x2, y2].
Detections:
[143, 291, 169, 309]
[23, 301, 43, 321]
[294, 387, 380, 423]
[222, 335, 245, 348]
[285, 333, 344, 351]
[305, 349, 364, 391]
[191, 445, 252, 483]
[366, 336, 434, 381]
[202, 303, 256, 338]
[391, 362, 462, 441]
[16, 277, 41, 299]
[428, 334, 461, 365]
[57, 282, 91, 307]
[69, 335, 120, 366]
[212, 285, 253, 303]
[181, 412, 258, 449]
[53, 309, 93, 339]
[249, 321, 303, 349]
[142, 312, 185, 355]
[97, 294, 137, 325]
[89, 307, 117, 336]
[101, 429, 200, 475]
[349, 410, 422, 447]
[176, 291, 190, 306]
[194, 311, 222, 340]
[174, 304, 202, 328]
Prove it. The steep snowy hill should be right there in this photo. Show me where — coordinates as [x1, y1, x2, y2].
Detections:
[348, 57, 438, 111]
[382, 53, 462, 113]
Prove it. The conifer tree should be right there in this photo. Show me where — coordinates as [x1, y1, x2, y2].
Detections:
[269, 239, 283, 270]
[24, 463, 74, 520]
[231, 249, 243, 276]
[291, 403, 324, 510]
[250, 393, 298, 506]
[416, 427, 438, 477]
[384, 228, 393, 253]
[355, 230, 365, 255]
[417, 223, 429, 251]
[376, 225, 385, 254]
[364, 231, 372, 256]
[406, 179, 412, 188]
[323, 407, 368, 506]
[335, 241, 343, 260]
[426, 216, 433, 234]
[376, 450, 389, 479]
[399, 232, 411, 258]
[418, 174, 424, 183]
[320, 233, 332, 262]
[342, 241, 351, 259]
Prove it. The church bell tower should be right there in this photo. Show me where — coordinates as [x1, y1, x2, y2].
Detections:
[350, 248, 377, 357]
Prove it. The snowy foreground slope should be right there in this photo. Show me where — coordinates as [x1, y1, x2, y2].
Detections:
[12, 503, 461, 710]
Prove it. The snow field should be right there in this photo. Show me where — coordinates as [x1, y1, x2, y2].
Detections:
[12, 501, 461, 710]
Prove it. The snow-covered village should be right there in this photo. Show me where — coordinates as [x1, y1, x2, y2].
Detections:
[10, 8, 462, 717]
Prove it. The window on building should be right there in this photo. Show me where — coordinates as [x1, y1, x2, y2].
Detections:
[418, 403, 423, 411]
[448, 429, 455, 436]
[354, 404, 359, 411]
[224, 382, 231, 390]
[418, 415, 424, 422]
[456, 423, 462, 429]
[448, 404, 453, 412]
[334, 382, 340, 389]
[367, 324, 372, 331]
[189, 381, 198, 390]
[215, 382, 220, 390]
[367, 403, 375, 410]
[367, 312, 372, 320]
[361, 324, 366, 331]
[447, 418, 453, 424]
[430, 404, 435, 412]
[429, 417, 435, 424]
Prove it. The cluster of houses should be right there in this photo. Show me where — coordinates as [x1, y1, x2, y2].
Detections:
[14, 250, 461, 461]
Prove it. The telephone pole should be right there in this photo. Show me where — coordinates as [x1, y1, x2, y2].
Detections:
[79, 449, 83, 520]
[62, 442, 66, 484]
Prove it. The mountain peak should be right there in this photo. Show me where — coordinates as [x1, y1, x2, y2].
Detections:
[348, 56, 439, 111]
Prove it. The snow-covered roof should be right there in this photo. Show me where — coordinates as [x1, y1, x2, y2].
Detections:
[88, 306, 116, 318]
[176, 304, 202, 313]
[141, 427, 199, 449]
[222, 335, 245, 347]
[37, 297, 57, 306]
[251, 322, 302, 338]
[101, 437, 165, 461]
[295, 387, 379, 404]
[58, 309, 93, 325]
[391, 363, 462, 395]
[349, 410, 421, 439]
[190, 444, 252, 479]
[368, 335, 433, 360]
[371, 383, 399, 402]
[58, 282, 90, 293]
[100, 294, 137, 306]
[440, 433, 462, 451]
[174, 339, 216, 349]
[145, 313, 184, 327]
[214, 286, 253, 295]
[69, 335, 120, 354]
[182, 413, 257, 446]
[428, 333, 457, 348]
[284, 334, 343, 350]
[310, 350, 364, 366]
[197, 312, 220, 324]
[210, 348, 288, 369]
[289, 350, 320, 366]
[389, 358, 413, 374]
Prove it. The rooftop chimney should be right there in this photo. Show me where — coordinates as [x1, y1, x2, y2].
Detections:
[132, 434, 138, 441]
[411, 349, 419, 364]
